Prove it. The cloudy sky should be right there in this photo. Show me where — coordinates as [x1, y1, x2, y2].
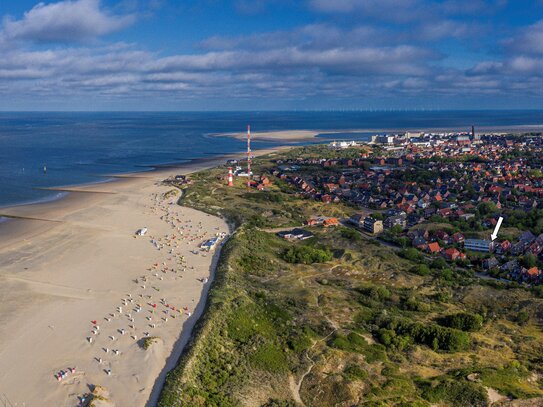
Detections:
[1, 0, 543, 110]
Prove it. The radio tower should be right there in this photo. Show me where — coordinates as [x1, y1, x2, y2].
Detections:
[247, 125, 251, 189]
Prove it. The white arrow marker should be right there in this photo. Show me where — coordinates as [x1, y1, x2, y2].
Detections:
[491, 216, 504, 241]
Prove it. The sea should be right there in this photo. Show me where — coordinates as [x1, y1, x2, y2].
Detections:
[1, 110, 543, 208]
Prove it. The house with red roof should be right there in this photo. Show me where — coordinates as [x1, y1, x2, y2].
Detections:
[323, 218, 340, 227]
[525, 267, 541, 282]
[443, 248, 465, 261]
[427, 242, 441, 254]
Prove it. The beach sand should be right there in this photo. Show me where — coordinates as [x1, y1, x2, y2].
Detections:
[217, 129, 320, 141]
[0, 151, 278, 407]
[215, 125, 543, 143]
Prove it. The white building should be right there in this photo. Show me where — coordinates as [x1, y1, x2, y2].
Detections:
[329, 141, 358, 149]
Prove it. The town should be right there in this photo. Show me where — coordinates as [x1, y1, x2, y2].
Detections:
[266, 129, 543, 286]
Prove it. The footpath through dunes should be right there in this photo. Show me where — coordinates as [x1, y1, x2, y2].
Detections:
[0, 168, 229, 406]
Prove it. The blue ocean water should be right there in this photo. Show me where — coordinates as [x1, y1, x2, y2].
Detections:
[1, 110, 543, 208]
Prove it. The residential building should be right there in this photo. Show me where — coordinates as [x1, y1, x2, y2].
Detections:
[443, 248, 462, 261]
[323, 218, 340, 227]
[348, 214, 365, 228]
[363, 217, 384, 234]
[384, 215, 407, 229]
[427, 242, 441, 254]
[483, 257, 500, 270]
[277, 229, 314, 240]
[465, 238, 495, 253]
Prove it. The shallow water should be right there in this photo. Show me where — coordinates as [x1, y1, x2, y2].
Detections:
[1, 110, 542, 207]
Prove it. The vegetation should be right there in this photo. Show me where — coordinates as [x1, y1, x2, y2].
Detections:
[380, 318, 470, 352]
[141, 336, 160, 350]
[282, 245, 333, 264]
[417, 377, 488, 407]
[158, 147, 543, 407]
[437, 312, 484, 332]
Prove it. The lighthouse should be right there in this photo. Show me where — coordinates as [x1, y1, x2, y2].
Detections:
[227, 167, 234, 187]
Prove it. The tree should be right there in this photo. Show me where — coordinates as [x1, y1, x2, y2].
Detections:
[372, 212, 384, 220]
[431, 258, 448, 270]
[400, 248, 424, 262]
[521, 253, 537, 268]
[397, 237, 410, 248]
[477, 202, 498, 216]
[411, 264, 431, 276]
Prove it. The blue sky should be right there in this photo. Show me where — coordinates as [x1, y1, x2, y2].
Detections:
[1, 0, 543, 110]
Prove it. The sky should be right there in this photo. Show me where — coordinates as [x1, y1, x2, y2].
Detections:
[1, 0, 543, 111]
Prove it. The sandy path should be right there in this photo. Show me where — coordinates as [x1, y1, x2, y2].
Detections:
[0, 163, 229, 406]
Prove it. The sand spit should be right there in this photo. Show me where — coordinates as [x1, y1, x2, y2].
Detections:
[215, 129, 321, 141]
[214, 125, 543, 143]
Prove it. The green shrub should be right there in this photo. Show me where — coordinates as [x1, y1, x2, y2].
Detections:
[331, 332, 367, 351]
[437, 312, 484, 332]
[383, 318, 470, 352]
[330, 332, 387, 362]
[418, 378, 488, 407]
[341, 227, 361, 241]
[262, 399, 298, 407]
[404, 296, 431, 312]
[532, 285, 543, 298]
[431, 258, 448, 270]
[432, 291, 451, 303]
[287, 326, 314, 352]
[141, 336, 160, 350]
[516, 310, 529, 326]
[377, 328, 412, 351]
[400, 248, 424, 262]
[343, 364, 369, 381]
[282, 245, 333, 264]
[439, 268, 454, 281]
[354, 307, 375, 324]
[364, 344, 388, 363]
[250, 343, 288, 373]
[411, 264, 431, 276]
[358, 284, 391, 302]
[227, 304, 275, 343]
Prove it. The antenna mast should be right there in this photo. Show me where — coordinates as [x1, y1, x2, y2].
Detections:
[247, 125, 251, 189]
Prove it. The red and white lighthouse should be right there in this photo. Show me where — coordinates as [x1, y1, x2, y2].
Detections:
[227, 167, 234, 187]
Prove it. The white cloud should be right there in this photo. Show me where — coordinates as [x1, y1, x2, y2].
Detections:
[0, 0, 540, 108]
[309, 0, 425, 22]
[505, 20, 543, 55]
[1, 0, 135, 43]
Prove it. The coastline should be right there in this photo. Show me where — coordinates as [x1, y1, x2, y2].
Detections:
[212, 124, 543, 143]
[2, 123, 543, 406]
[0, 146, 283, 407]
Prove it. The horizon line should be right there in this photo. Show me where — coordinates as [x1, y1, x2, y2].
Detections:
[2, 108, 543, 113]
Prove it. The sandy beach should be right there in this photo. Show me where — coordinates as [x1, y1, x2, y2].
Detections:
[0, 152, 269, 407]
[215, 125, 543, 143]
[216, 129, 321, 141]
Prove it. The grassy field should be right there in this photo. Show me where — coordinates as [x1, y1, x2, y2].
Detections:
[158, 147, 543, 407]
